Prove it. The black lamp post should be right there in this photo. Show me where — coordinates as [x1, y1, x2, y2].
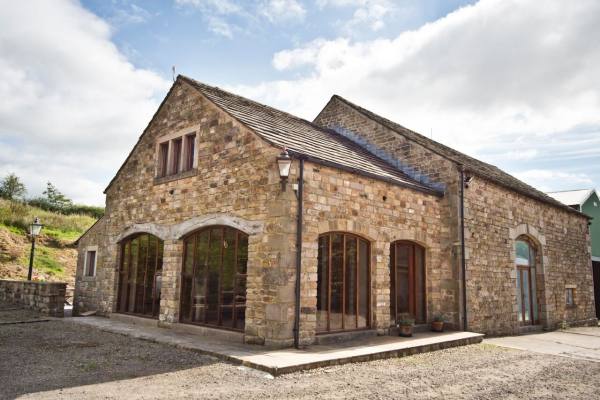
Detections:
[276, 147, 292, 191]
[27, 217, 43, 281]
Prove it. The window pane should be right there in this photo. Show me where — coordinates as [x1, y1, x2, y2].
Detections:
[154, 240, 164, 317]
[134, 235, 148, 314]
[416, 246, 425, 323]
[531, 268, 538, 321]
[396, 247, 410, 318]
[516, 240, 530, 265]
[517, 270, 522, 322]
[345, 236, 357, 329]
[235, 278, 247, 330]
[389, 244, 395, 323]
[121, 243, 129, 272]
[127, 237, 139, 313]
[144, 238, 157, 316]
[86, 251, 96, 276]
[171, 139, 182, 175]
[237, 234, 248, 275]
[317, 236, 329, 332]
[358, 240, 369, 328]
[522, 271, 531, 322]
[186, 135, 195, 171]
[181, 276, 193, 322]
[330, 234, 344, 331]
[184, 237, 194, 275]
[193, 230, 209, 323]
[207, 228, 222, 326]
[220, 229, 236, 328]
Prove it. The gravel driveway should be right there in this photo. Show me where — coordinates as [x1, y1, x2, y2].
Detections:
[2, 306, 600, 399]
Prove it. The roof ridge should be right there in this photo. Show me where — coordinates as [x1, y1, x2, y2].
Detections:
[180, 75, 336, 136]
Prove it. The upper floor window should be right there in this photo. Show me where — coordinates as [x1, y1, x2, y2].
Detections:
[156, 126, 198, 178]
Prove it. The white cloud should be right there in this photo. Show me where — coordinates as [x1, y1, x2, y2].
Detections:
[259, 0, 307, 25]
[506, 149, 538, 160]
[113, 4, 151, 25]
[514, 170, 594, 192]
[317, 0, 398, 32]
[231, 0, 600, 192]
[0, 0, 171, 206]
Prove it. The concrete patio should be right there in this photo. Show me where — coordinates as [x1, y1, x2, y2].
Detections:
[64, 316, 483, 376]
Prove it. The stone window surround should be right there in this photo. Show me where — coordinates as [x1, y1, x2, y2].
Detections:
[154, 125, 200, 184]
[509, 224, 551, 329]
[83, 245, 98, 282]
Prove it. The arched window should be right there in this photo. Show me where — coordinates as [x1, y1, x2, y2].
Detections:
[390, 242, 426, 325]
[317, 233, 370, 333]
[117, 234, 164, 317]
[516, 236, 539, 325]
[179, 226, 248, 331]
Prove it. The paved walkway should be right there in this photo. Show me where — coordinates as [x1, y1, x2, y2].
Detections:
[65, 317, 483, 376]
[486, 327, 600, 363]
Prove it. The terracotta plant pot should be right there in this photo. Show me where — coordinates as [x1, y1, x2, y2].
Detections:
[432, 321, 444, 332]
[399, 325, 413, 337]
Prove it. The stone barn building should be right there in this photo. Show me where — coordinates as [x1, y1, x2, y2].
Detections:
[74, 75, 597, 348]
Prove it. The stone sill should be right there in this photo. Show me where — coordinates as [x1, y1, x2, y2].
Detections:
[82, 276, 95, 282]
[154, 168, 198, 185]
[566, 305, 577, 309]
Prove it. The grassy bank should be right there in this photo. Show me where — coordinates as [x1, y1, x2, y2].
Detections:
[0, 199, 98, 282]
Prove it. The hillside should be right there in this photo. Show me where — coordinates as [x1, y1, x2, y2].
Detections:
[0, 199, 99, 287]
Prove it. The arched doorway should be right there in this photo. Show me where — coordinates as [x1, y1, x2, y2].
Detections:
[516, 236, 539, 325]
[317, 233, 370, 333]
[390, 241, 426, 325]
[116, 233, 164, 317]
[179, 226, 249, 331]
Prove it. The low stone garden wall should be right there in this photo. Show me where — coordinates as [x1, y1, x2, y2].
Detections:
[0, 279, 66, 317]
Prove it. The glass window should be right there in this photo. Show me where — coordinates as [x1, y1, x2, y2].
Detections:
[515, 240, 530, 265]
[180, 227, 249, 331]
[317, 233, 370, 333]
[566, 289, 574, 306]
[117, 234, 164, 318]
[85, 250, 96, 277]
[389, 242, 426, 325]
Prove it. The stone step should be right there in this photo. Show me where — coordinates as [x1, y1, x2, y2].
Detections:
[313, 329, 378, 345]
[518, 324, 544, 334]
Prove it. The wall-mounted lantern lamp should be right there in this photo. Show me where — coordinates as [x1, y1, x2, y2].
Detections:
[28, 217, 43, 281]
[464, 175, 474, 189]
[276, 147, 292, 192]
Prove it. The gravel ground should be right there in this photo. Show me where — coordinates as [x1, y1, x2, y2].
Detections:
[2, 307, 600, 399]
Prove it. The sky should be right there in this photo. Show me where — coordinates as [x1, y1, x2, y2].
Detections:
[0, 0, 599, 206]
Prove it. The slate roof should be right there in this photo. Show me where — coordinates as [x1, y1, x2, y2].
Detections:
[326, 95, 588, 217]
[547, 189, 597, 207]
[180, 76, 442, 196]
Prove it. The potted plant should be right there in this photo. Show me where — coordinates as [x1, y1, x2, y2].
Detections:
[432, 313, 445, 332]
[397, 317, 415, 337]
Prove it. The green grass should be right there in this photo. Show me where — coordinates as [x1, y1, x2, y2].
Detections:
[0, 199, 97, 241]
[19, 246, 64, 276]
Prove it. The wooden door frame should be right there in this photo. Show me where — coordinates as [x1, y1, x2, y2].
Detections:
[391, 241, 427, 325]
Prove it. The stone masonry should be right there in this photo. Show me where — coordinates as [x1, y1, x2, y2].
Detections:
[75, 77, 596, 349]
[0, 279, 66, 317]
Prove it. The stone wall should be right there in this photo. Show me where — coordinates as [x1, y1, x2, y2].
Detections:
[0, 279, 66, 317]
[314, 96, 597, 335]
[80, 80, 298, 348]
[465, 178, 597, 335]
[293, 160, 444, 343]
[314, 97, 463, 328]
[74, 217, 107, 316]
